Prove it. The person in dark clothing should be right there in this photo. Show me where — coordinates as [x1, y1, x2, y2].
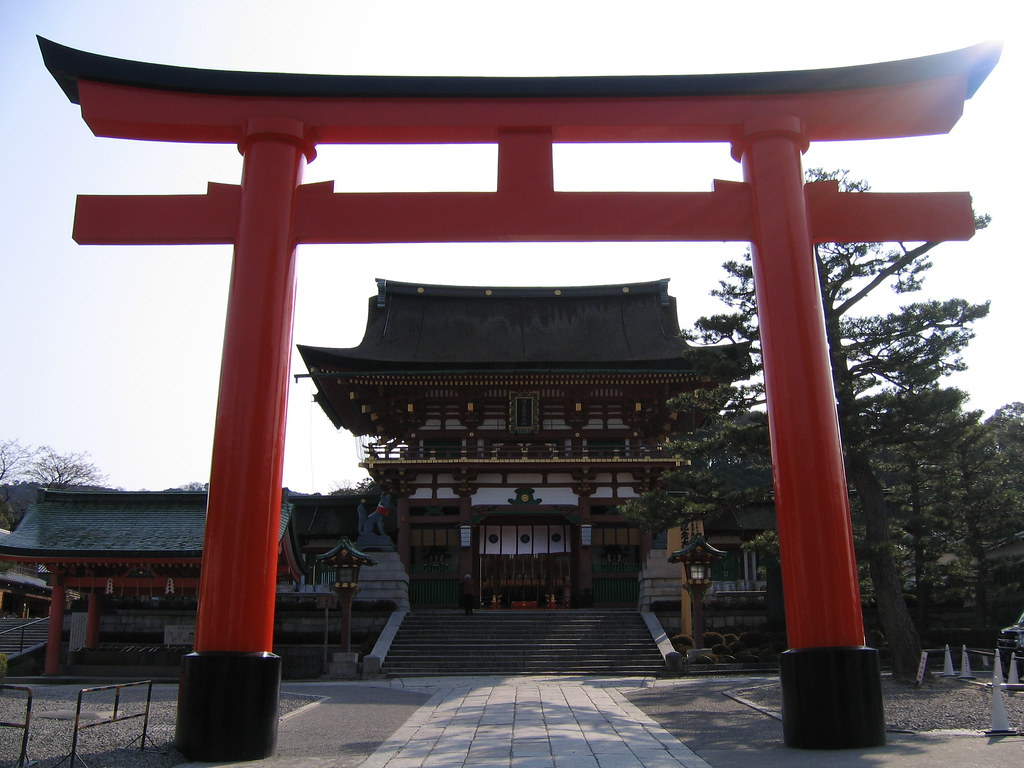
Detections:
[461, 573, 477, 615]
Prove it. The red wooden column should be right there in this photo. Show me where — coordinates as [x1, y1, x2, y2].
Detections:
[176, 117, 312, 761]
[44, 574, 66, 675]
[734, 116, 883, 748]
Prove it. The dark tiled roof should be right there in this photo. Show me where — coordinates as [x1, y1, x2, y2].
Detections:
[300, 278, 706, 371]
[0, 489, 293, 562]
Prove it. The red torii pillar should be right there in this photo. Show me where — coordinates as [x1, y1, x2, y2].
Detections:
[39, 37, 998, 758]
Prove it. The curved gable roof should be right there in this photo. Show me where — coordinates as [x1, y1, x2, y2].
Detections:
[300, 278, 702, 372]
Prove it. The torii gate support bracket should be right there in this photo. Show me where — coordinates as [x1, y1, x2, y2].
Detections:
[40, 37, 999, 759]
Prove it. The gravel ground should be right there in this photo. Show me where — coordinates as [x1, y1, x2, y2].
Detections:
[0, 684, 312, 768]
[732, 674, 1024, 732]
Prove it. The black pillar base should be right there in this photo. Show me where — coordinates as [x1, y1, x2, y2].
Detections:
[780, 646, 885, 749]
[175, 651, 282, 762]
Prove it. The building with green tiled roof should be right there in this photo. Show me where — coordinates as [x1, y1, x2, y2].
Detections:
[0, 488, 302, 674]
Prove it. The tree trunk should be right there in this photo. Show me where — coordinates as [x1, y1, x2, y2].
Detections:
[909, 479, 931, 634]
[847, 451, 923, 680]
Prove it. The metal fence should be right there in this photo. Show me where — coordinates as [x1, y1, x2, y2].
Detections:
[0, 684, 33, 768]
[65, 680, 154, 767]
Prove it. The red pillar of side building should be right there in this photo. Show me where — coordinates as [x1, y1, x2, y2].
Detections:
[734, 116, 885, 749]
[175, 118, 312, 762]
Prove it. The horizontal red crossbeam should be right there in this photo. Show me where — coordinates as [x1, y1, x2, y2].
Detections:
[804, 181, 975, 243]
[73, 180, 976, 246]
[75, 77, 975, 145]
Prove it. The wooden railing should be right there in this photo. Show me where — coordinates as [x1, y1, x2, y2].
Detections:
[364, 442, 679, 463]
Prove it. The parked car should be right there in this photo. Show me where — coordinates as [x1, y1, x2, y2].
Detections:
[998, 609, 1024, 656]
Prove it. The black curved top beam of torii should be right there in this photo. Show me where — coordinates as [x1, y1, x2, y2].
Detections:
[40, 35, 999, 103]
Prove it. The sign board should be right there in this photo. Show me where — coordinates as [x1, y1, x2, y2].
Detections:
[916, 650, 929, 685]
[164, 624, 196, 646]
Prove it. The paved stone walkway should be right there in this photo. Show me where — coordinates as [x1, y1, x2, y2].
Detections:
[359, 677, 710, 768]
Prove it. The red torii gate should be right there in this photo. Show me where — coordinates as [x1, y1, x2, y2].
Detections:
[40, 37, 998, 759]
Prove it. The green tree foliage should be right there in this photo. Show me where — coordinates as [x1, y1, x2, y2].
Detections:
[0, 500, 13, 530]
[624, 169, 993, 680]
[924, 404, 1024, 626]
[881, 402, 1024, 628]
[872, 388, 976, 628]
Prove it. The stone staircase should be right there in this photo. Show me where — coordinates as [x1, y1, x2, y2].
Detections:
[0, 617, 49, 658]
[381, 610, 666, 677]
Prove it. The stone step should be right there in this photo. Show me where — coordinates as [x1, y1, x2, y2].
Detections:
[381, 610, 665, 677]
[389, 635, 653, 644]
[384, 664, 665, 676]
[0, 619, 49, 656]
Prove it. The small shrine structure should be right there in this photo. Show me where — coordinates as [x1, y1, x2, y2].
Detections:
[0, 489, 301, 675]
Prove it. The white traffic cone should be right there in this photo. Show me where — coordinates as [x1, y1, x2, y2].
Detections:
[986, 651, 1018, 735]
[941, 644, 956, 677]
[993, 650, 1006, 685]
[959, 645, 976, 679]
[1010, 655, 1021, 686]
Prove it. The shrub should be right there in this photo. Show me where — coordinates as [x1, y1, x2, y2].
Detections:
[712, 643, 729, 655]
[723, 633, 740, 646]
[739, 630, 765, 648]
[735, 650, 760, 663]
[670, 634, 694, 651]
[703, 631, 724, 648]
[0, 653, 6, 681]
[691, 652, 716, 665]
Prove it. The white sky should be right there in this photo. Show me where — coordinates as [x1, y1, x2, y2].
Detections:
[1, 1, 1020, 493]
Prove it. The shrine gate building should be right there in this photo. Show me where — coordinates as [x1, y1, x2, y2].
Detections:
[299, 277, 729, 609]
